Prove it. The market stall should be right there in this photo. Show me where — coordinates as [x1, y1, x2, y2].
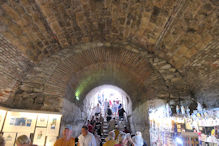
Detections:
[149, 104, 219, 146]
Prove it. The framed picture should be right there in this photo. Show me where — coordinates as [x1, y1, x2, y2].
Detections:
[33, 127, 47, 146]
[0, 109, 7, 131]
[3, 132, 16, 146]
[46, 136, 57, 146]
[46, 114, 61, 136]
[3, 111, 37, 133]
[36, 114, 48, 127]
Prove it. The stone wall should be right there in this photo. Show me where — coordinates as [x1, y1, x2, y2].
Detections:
[0, 35, 33, 104]
[60, 98, 85, 137]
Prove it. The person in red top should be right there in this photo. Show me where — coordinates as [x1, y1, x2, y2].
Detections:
[87, 120, 94, 133]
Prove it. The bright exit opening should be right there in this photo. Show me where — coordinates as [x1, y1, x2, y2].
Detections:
[83, 85, 132, 119]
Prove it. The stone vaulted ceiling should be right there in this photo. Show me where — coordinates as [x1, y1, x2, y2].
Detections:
[0, 0, 218, 109]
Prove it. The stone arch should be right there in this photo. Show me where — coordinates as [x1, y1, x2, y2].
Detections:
[6, 42, 186, 110]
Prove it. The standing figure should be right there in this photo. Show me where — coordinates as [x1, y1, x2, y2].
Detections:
[95, 104, 101, 117]
[106, 106, 113, 122]
[118, 104, 126, 121]
[104, 99, 109, 116]
[54, 125, 75, 146]
[112, 101, 118, 117]
[78, 126, 96, 146]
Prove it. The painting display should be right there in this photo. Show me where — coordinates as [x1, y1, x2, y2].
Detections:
[36, 114, 48, 127]
[3, 111, 37, 133]
[33, 127, 47, 146]
[46, 114, 61, 136]
[3, 132, 16, 146]
[0, 107, 62, 146]
[46, 136, 57, 146]
[0, 109, 7, 131]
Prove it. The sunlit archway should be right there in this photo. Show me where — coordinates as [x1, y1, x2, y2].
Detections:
[83, 84, 132, 120]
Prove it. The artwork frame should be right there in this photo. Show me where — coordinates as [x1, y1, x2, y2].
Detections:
[0, 109, 7, 131]
[33, 127, 47, 146]
[3, 132, 16, 146]
[36, 114, 48, 127]
[3, 111, 37, 133]
[46, 136, 57, 146]
[46, 114, 62, 136]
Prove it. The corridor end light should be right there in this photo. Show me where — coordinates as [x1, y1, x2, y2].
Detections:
[76, 96, 80, 100]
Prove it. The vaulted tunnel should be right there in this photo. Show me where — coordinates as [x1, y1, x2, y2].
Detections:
[0, 0, 218, 145]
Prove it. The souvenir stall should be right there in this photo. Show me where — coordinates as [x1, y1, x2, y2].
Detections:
[0, 106, 62, 146]
[149, 103, 219, 146]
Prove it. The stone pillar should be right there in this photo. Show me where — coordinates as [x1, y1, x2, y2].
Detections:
[60, 98, 85, 137]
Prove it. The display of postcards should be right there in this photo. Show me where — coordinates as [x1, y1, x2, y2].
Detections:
[26, 119, 32, 127]
[50, 118, 57, 129]
[46, 136, 57, 146]
[9, 117, 32, 127]
[3, 111, 37, 133]
[15, 118, 26, 126]
[33, 128, 47, 146]
[9, 118, 15, 125]
[3, 132, 16, 146]
[46, 115, 61, 136]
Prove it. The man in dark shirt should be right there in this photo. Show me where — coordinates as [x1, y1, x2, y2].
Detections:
[118, 106, 126, 120]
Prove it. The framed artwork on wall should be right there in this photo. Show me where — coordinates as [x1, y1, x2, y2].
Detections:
[33, 127, 47, 146]
[46, 136, 57, 146]
[3, 111, 37, 133]
[0, 109, 7, 131]
[46, 114, 62, 136]
[36, 114, 48, 127]
[3, 132, 16, 146]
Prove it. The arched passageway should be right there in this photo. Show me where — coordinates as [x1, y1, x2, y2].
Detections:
[83, 85, 132, 120]
[0, 0, 218, 145]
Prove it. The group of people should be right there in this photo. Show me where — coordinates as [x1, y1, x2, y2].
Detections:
[0, 134, 37, 146]
[94, 100, 126, 120]
[0, 104, 143, 146]
[0, 119, 146, 146]
[55, 125, 97, 146]
[104, 129, 147, 146]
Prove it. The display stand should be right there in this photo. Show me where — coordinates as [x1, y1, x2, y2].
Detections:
[0, 106, 62, 146]
[149, 105, 219, 145]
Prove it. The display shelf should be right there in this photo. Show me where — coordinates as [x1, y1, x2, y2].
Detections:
[149, 104, 219, 145]
[0, 106, 62, 146]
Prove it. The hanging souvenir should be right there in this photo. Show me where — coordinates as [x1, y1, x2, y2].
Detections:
[176, 105, 180, 115]
[181, 105, 185, 115]
[186, 106, 190, 116]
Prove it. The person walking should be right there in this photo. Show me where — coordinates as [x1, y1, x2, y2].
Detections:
[54, 125, 75, 146]
[132, 131, 145, 146]
[106, 106, 113, 122]
[103, 131, 117, 146]
[95, 104, 101, 117]
[78, 126, 96, 146]
[118, 105, 126, 121]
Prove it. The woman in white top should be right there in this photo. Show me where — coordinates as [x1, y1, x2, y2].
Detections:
[132, 131, 144, 146]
